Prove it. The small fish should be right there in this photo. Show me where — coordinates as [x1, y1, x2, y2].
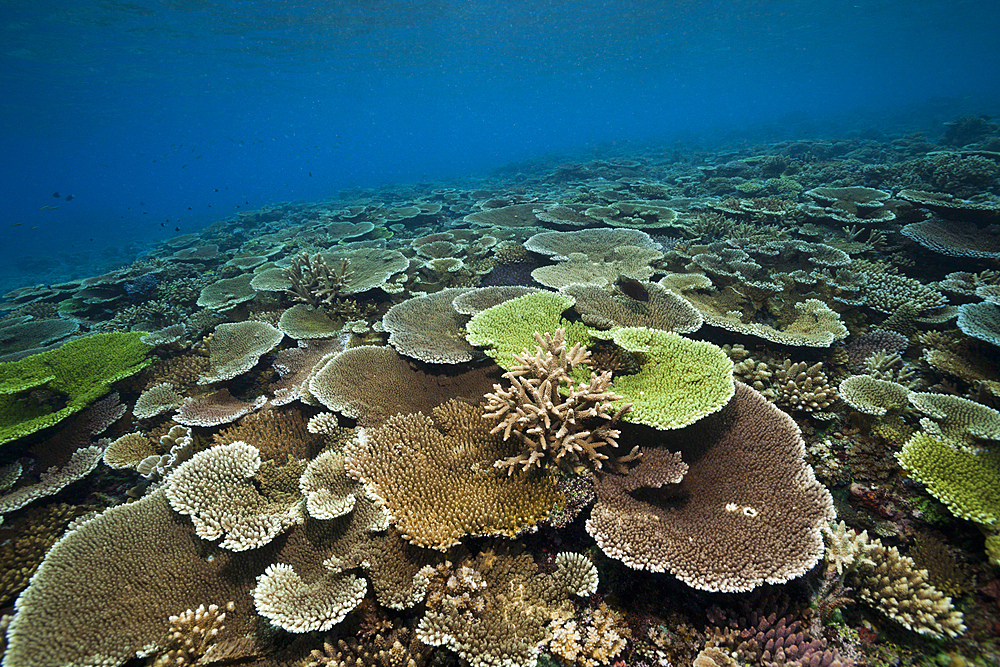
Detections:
[181, 164, 187, 168]
[140, 201, 146, 206]
[65, 195, 73, 201]
[30, 226, 38, 229]
[174, 226, 180, 232]
[160, 222, 165, 227]
[52, 192, 60, 198]
[98, 163, 109, 167]
[10, 223, 22, 227]
[615, 276, 649, 301]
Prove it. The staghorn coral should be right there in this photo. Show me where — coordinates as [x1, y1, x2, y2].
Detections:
[484, 329, 636, 474]
[346, 398, 562, 550]
[284, 252, 354, 307]
[587, 382, 834, 593]
[821, 521, 965, 638]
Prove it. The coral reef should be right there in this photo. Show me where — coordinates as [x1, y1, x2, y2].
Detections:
[6, 122, 1000, 667]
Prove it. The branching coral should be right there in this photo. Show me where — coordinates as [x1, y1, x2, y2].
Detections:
[821, 521, 965, 638]
[284, 252, 354, 307]
[483, 328, 636, 474]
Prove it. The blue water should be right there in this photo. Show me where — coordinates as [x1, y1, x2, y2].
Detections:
[3, 0, 999, 292]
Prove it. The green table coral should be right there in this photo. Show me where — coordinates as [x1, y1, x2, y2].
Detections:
[598, 327, 735, 430]
[0, 332, 152, 447]
[897, 431, 1000, 528]
[464, 292, 592, 371]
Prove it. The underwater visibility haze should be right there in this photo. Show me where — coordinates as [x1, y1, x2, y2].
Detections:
[2, 1, 1000, 666]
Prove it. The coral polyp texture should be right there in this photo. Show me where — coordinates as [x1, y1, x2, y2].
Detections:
[345, 399, 562, 550]
[586, 382, 835, 592]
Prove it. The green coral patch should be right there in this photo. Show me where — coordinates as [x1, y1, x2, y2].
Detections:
[601, 327, 735, 430]
[464, 292, 592, 371]
[0, 332, 152, 447]
[897, 431, 1000, 528]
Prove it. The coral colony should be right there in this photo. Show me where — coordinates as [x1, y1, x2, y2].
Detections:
[4, 123, 1000, 666]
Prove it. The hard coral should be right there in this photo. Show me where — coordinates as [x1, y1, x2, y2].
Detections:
[484, 328, 637, 475]
[284, 252, 354, 307]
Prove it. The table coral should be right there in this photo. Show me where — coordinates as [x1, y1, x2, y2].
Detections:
[595, 327, 734, 430]
[465, 291, 593, 371]
[165, 441, 304, 551]
[0, 331, 151, 447]
[346, 398, 562, 550]
[896, 431, 1000, 528]
[587, 382, 834, 593]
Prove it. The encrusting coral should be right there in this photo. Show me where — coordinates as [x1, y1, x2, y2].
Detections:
[483, 328, 637, 474]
